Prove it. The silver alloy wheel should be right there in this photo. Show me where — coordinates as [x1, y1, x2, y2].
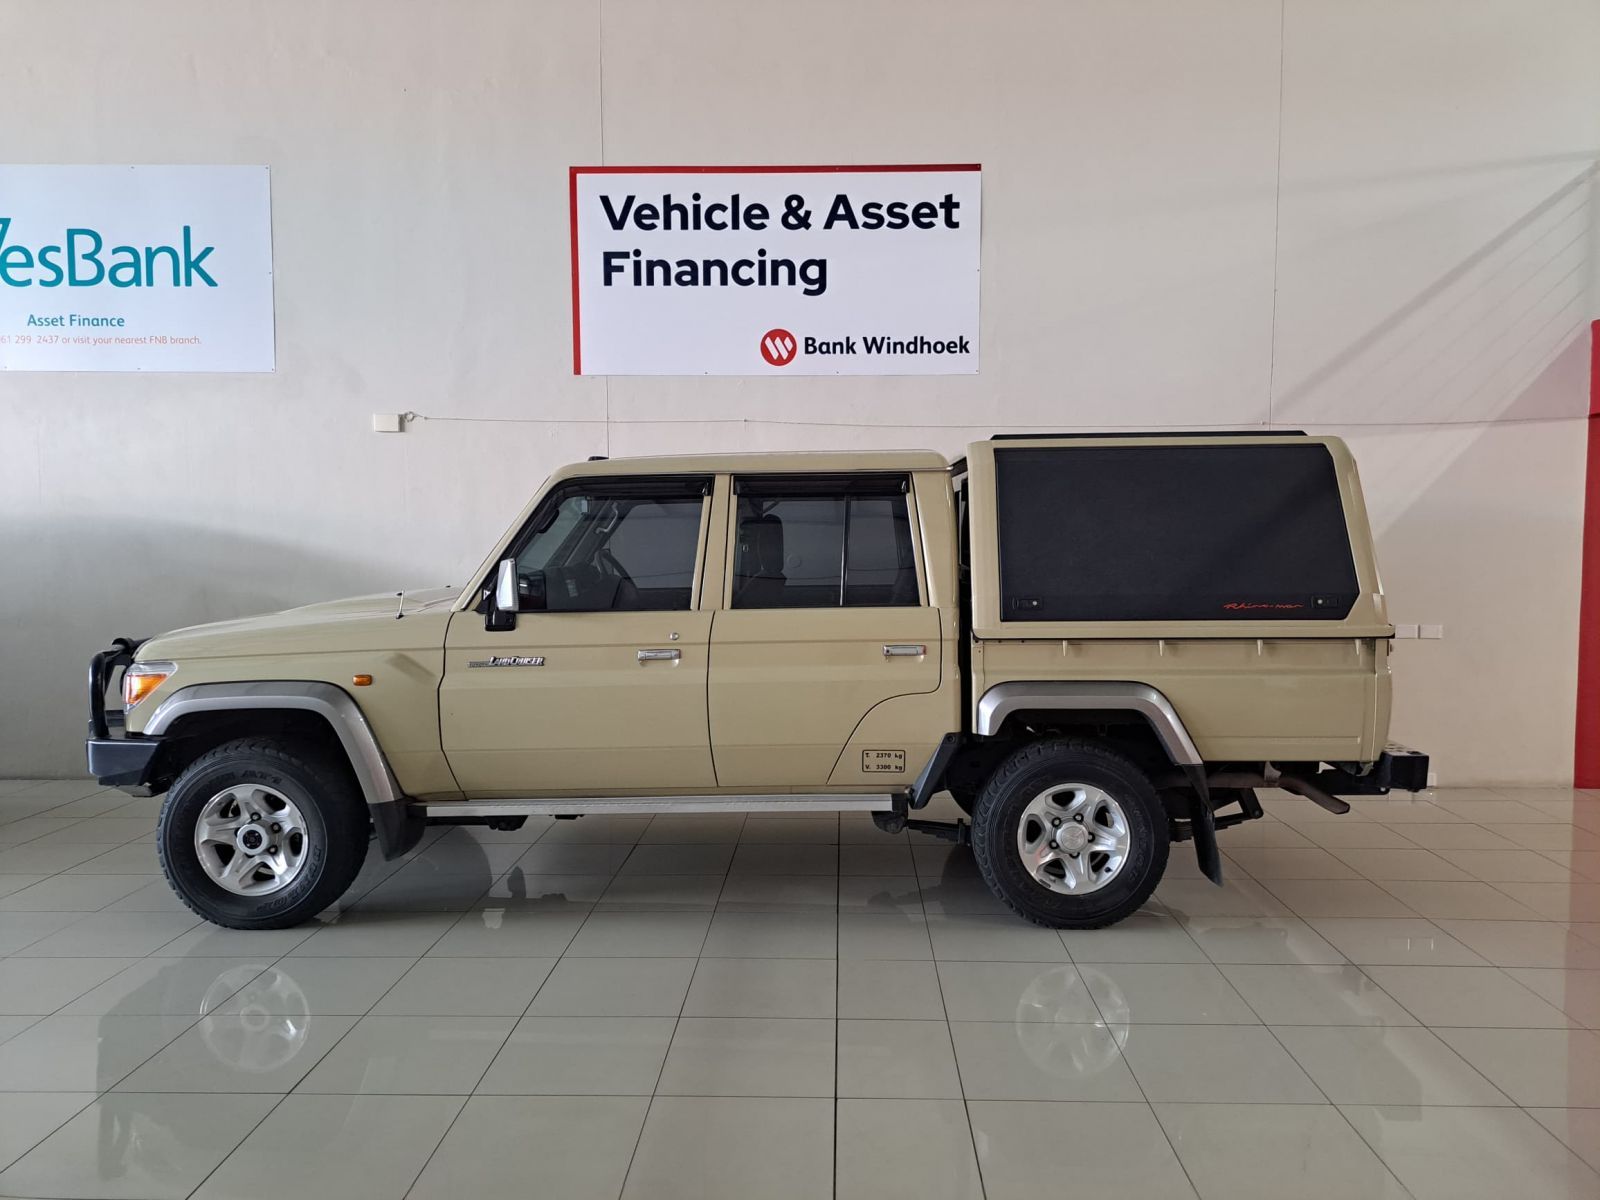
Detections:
[1015, 783, 1132, 895]
[193, 783, 310, 897]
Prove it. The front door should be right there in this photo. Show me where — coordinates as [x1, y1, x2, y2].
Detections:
[441, 476, 715, 796]
[709, 474, 943, 788]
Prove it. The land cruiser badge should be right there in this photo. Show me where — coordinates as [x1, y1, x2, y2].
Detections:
[468, 655, 545, 668]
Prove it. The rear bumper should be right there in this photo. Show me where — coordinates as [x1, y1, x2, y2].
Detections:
[86, 638, 161, 792]
[1310, 746, 1430, 795]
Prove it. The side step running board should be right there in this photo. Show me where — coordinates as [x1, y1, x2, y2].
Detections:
[417, 794, 900, 819]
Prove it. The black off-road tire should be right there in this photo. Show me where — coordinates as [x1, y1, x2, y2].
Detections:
[157, 737, 370, 930]
[970, 738, 1169, 929]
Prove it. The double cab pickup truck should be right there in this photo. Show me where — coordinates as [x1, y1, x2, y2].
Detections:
[86, 432, 1427, 931]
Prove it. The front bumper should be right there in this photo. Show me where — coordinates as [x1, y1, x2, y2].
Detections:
[86, 638, 162, 791]
[87, 735, 162, 789]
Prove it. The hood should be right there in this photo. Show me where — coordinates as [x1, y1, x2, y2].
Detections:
[138, 586, 462, 660]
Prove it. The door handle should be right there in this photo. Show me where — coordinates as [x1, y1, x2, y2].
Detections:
[637, 648, 681, 664]
[883, 644, 927, 657]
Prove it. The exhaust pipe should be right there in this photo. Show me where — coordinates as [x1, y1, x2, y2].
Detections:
[1199, 770, 1350, 816]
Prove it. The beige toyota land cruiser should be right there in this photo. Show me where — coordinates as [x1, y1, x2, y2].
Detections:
[86, 432, 1427, 931]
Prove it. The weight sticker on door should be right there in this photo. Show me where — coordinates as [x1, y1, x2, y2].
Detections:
[862, 750, 906, 773]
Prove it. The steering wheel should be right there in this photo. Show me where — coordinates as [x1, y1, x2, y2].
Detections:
[597, 547, 635, 587]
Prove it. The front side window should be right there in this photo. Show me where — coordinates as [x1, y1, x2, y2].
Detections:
[512, 482, 706, 612]
[731, 477, 919, 609]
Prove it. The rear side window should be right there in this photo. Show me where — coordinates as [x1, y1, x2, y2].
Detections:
[994, 444, 1359, 621]
[731, 476, 920, 609]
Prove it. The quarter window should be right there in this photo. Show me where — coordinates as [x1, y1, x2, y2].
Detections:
[731, 477, 919, 609]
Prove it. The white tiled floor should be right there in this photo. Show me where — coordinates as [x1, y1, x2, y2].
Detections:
[2, 778, 1600, 1197]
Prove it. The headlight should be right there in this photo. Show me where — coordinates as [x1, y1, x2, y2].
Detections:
[123, 661, 177, 709]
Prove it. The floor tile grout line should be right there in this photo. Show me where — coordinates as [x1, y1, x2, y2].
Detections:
[0, 1012, 47, 1050]
[11, 1010, 1592, 1035]
[1246, 1003, 1424, 1199]
[1227, 954, 1428, 1032]
[832, 845, 839, 1200]
[0, 1089, 98, 1177]
[612, 852, 721, 1200]
[1074, 921, 1203, 1199]
[176, 1085, 302, 1200]
[183, 839, 570, 1200]
[33, 987, 221, 1102]
[270, 882, 493, 1107]
[1, 874, 255, 1083]
[395, 1093, 474, 1200]
[0, 1089, 1307, 1100]
[1314, 1098, 1424, 1200]
[910, 825, 990, 1200]
[0, 910, 108, 953]
[0, 810, 99, 848]
[1244, 898, 1568, 1128]
[1293, 1017, 1519, 1110]
[358, 958, 540, 1195]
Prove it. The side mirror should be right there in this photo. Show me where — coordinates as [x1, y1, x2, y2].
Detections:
[486, 559, 519, 631]
[495, 559, 518, 611]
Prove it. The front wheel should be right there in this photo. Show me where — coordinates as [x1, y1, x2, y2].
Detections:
[157, 737, 370, 929]
[970, 738, 1168, 929]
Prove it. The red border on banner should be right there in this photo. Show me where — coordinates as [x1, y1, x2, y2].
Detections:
[1577, 320, 1600, 787]
[567, 164, 983, 375]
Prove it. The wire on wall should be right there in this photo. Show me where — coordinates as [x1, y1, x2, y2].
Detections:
[400, 412, 1586, 432]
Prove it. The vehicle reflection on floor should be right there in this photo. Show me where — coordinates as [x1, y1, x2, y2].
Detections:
[0, 784, 1580, 1200]
[1013, 964, 1129, 1079]
[199, 962, 310, 1074]
[83, 832, 500, 1187]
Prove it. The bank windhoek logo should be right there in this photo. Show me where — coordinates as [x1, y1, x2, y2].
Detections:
[760, 328, 797, 366]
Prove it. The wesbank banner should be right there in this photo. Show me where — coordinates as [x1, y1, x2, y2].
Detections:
[0, 165, 273, 372]
[570, 165, 980, 376]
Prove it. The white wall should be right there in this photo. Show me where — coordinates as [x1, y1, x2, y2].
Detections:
[2, 0, 1596, 782]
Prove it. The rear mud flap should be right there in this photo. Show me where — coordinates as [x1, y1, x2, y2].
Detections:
[1183, 764, 1223, 885]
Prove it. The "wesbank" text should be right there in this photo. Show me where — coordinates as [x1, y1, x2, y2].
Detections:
[0, 219, 217, 288]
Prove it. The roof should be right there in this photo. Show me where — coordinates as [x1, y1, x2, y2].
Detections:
[551, 450, 951, 479]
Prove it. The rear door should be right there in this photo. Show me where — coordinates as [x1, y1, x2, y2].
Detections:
[708, 473, 942, 788]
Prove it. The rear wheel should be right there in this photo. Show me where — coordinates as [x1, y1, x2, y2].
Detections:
[970, 738, 1168, 928]
[157, 737, 369, 929]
